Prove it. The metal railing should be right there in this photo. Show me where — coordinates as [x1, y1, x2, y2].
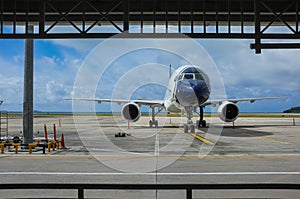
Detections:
[0, 111, 8, 139]
[0, 183, 299, 199]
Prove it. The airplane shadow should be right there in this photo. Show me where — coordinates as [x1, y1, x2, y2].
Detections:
[124, 123, 294, 138]
[194, 125, 276, 138]
[219, 127, 273, 137]
[162, 125, 181, 129]
[148, 124, 274, 138]
[130, 125, 179, 129]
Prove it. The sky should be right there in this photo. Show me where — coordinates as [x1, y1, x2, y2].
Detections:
[0, 35, 299, 113]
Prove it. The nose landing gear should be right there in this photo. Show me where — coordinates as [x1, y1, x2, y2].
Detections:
[183, 107, 196, 133]
[183, 120, 196, 134]
[183, 106, 207, 133]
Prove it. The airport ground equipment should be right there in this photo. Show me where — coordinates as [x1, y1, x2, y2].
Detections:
[0, 142, 47, 154]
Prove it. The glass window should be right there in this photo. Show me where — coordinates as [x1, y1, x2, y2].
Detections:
[184, 74, 194, 79]
[195, 73, 204, 80]
[175, 74, 183, 81]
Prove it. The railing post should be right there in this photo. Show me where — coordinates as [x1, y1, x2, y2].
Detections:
[78, 187, 84, 199]
[186, 187, 192, 199]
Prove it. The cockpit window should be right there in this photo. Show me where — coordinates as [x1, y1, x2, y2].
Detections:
[177, 73, 205, 80]
[176, 74, 183, 81]
[195, 73, 204, 80]
[177, 67, 207, 81]
[184, 74, 194, 79]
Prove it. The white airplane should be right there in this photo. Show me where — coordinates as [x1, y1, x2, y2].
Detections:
[66, 65, 282, 133]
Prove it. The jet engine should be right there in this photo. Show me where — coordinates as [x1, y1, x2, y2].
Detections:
[218, 101, 239, 122]
[121, 103, 141, 122]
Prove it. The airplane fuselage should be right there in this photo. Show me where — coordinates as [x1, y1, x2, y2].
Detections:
[164, 65, 210, 113]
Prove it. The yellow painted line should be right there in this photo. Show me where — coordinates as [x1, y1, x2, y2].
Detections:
[171, 122, 215, 145]
[0, 155, 92, 159]
[172, 122, 292, 145]
[242, 132, 292, 145]
[188, 133, 214, 145]
[197, 155, 300, 159]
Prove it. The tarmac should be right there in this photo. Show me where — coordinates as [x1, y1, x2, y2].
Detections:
[0, 115, 300, 198]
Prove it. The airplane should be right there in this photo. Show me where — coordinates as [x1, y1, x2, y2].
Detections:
[65, 65, 283, 133]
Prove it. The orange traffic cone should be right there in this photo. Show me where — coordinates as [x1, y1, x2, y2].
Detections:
[60, 134, 66, 149]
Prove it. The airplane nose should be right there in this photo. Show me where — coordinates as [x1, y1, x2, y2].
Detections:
[175, 80, 210, 106]
[191, 80, 210, 105]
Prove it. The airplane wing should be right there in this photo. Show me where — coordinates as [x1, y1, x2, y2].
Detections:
[202, 96, 286, 107]
[64, 98, 164, 107]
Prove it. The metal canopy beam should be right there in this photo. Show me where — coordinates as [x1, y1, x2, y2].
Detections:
[0, 0, 300, 53]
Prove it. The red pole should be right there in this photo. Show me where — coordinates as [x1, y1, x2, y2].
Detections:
[53, 124, 57, 141]
[232, 121, 235, 128]
[44, 124, 48, 142]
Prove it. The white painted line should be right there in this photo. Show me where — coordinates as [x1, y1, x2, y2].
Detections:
[89, 149, 154, 156]
[155, 132, 160, 156]
[0, 172, 299, 176]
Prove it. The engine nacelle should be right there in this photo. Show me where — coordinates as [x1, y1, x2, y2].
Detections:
[121, 103, 141, 122]
[218, 101, 239, 122]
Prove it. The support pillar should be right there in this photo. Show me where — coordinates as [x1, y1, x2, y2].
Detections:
[23, 25, 34, 144]
[254, 0, 261, 54]
[123, 0, 129, 32]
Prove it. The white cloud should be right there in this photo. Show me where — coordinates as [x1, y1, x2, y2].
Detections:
[0, 55, 23, 110]
[13, 55, 23, 64]
[45, 80, 68, 102]
[33, 54, 80, 110]
[36, 56, 59, 67]
[0, 73, 22, 88]
[201, 39, 300, 96]
[50, 39, 101, 53]
[0, 56, 23, 76]
[0, 73, 23, 110]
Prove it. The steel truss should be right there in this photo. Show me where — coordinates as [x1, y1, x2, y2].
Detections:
[0, 0, 300, 53]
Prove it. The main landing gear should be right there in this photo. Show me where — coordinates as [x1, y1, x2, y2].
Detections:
[149, 120, 158, 128]
[149, 106, 163, 128]
[196, 106, 207, 128]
